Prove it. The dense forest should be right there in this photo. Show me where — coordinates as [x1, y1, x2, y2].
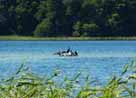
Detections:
[0, 0, 136, 37]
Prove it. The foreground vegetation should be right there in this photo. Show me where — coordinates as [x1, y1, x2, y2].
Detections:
[1, 35, 136, 41]
[0, 0, 136, 37]
[0, 61, 136, 98]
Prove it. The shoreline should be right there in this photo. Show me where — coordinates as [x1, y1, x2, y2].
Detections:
[0, 36, 136, 41]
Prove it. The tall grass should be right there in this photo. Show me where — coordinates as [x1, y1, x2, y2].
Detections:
[0, 61, 136, 98]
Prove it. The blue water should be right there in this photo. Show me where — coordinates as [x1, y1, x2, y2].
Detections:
[0, 41, 136, 84]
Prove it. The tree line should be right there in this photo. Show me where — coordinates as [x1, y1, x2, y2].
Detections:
[0, 0, 136, 37]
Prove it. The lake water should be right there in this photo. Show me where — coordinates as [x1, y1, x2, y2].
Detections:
[0, 41, 136, 84]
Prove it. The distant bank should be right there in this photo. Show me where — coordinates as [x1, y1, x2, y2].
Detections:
[0, 35, 136, 41]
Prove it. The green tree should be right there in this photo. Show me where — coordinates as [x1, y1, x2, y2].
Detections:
[82, 23, 99, 36]
[34, 0, 65, 37]
[35, 1, 47, 22]
[107, 13, 121, 34]
[15, 0, 38, 35]
[63, 0, 83, 36]
[34, 18, 52, 37]
[0, 0, 12, 35]
[73, 21, 82, 37]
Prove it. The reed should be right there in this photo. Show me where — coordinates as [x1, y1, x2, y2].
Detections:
[0, 61, 136, 98]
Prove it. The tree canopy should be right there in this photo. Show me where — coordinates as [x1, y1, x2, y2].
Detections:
[0, 0, 136, 37]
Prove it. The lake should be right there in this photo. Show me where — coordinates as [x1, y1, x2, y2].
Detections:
[0, 41, 136, 84]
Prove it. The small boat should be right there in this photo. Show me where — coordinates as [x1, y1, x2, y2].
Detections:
[54, 48, 78, 57]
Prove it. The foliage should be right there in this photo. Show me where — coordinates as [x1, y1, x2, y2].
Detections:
[34, 18, 52, 37]
[73, 21, 82, 37]
[82, 23, 99, 36]
[0, 0, 136, 36]
[0, 61, 136, 98]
